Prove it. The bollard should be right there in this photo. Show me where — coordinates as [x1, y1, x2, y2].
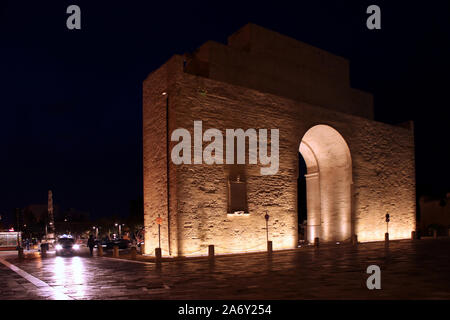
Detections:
[208, 245, 215, 258]
[433, 229, 437, 239]
[98, 245, 103, 257]
[130, 246, 137, 260]
[18, 247, 24, 259]
[411, 231, 416, 240]
[141, 243, 145, 255]
[155, 248, 162, 261]
[352, 234, 358, 246]
[41, 243, 47, 257]
[267, 241, 273, 253]
[113, 245, 119, 258]
[314, 237, 320, 247]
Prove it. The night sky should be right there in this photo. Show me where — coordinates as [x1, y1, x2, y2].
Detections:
[1, 1, 449, 221]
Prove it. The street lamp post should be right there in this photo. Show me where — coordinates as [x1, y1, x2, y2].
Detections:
[115, 223, 121, 238]
[264, 212, 270, 242]
[156, 215, 162, 249]
[264, 212, 273, 253]
[385, 212, 390, 243]
[93, 226, 98, 238]
[64, 218, 68, 234]
[385, 213, 390, 233]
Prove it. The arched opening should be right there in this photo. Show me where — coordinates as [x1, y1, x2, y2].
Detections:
[298, 125, 352, 243]
[297, 153, 307, 241]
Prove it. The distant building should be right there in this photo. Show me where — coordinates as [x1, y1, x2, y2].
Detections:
[56, 208, 91, 236]
[24, 205, 48, 223]
[0, 212, 6, 230]
[419, 193, 450, 236]
[14, 208, 24, 231]
[23, 204, 61, 225]
[62, 208, 90, 222]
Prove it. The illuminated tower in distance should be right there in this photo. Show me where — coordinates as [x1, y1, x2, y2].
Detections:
[47, 190, 55, 240]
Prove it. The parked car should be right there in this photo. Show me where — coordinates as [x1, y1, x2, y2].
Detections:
[94, 239, 105, 248]
[107, 238, 130, 249]
[93, 238, 130, 249]
[95, 238, 130, 249]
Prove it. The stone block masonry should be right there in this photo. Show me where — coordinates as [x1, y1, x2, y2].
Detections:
[143, 24, 415, 257]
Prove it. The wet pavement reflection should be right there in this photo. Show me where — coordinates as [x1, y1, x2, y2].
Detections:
[1, 238, 450, 299]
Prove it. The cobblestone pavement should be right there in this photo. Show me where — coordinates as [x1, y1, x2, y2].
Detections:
[0, 263, 48, 300]
[1, 238, 449, 300]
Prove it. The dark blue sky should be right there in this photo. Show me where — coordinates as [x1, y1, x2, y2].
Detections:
[1, 1, 449, 220]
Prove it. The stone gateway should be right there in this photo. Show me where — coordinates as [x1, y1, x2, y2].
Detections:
[143, 24, 416, 257]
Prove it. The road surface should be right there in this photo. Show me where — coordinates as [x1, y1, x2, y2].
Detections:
[1, 238, 449, 299]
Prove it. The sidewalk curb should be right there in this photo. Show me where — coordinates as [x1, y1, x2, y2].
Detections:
[100, 256, 155, 265]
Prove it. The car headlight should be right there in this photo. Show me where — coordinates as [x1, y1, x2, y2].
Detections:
[73, 244, 80, 250]
[55, 244, 62, 250]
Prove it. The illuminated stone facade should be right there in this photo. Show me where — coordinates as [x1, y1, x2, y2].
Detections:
[143, 24, 416, 256]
